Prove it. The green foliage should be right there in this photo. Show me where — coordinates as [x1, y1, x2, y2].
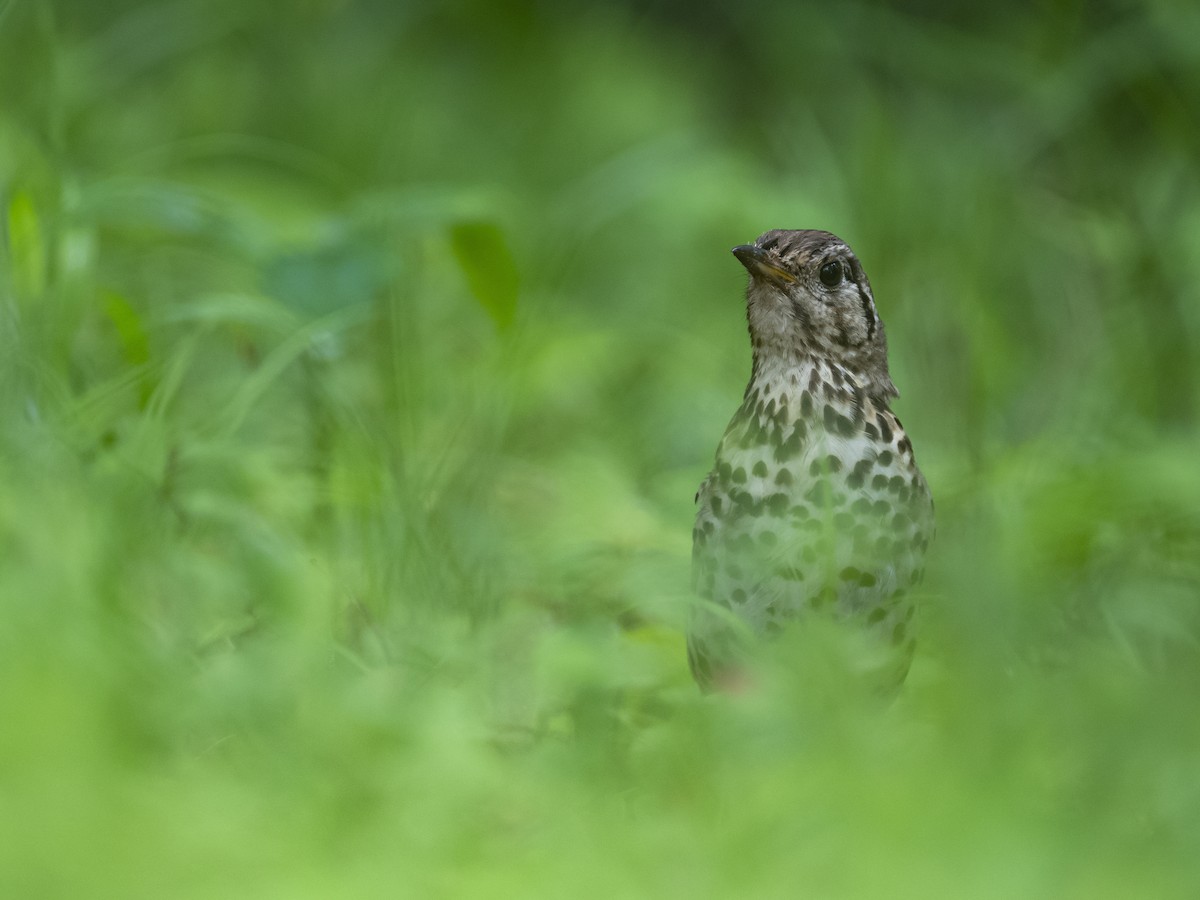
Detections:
[448, 220, 519, 330]
[2, 0, 1200, 896]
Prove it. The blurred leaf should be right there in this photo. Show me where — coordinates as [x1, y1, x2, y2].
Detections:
[448, 220, 519, 330]
[6, 189, 45, 296]
[102, 292, 150, 368]
[102, 291, 153, 406]
[264, 239, 389, 316]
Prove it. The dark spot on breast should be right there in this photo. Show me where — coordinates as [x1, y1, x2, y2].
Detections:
[773, 424, 805, 462]
[710, 496, 723, 515]
[849, 386, 866, 425]
[800, 391, 814, 417]
[858, 571, 877, 587]
[775, 468, 793, 487]
[717, 462, 732, 483]
[864, 422, 879, 440]
[752, 460, 768, 478]
[878, 417, 894, 444]
[776, 565, 805, 582]
[811, 586, 838, 610]
[898, 437, 912, 455]
[732, 588, 747, 605]
[837, 414, 856, 437]
[731, 402, 751, 429]
[823, 404, 837, 433]
[873, 499, 891, 515]
[847, 459, 871, 490]
[758, 530, 778, 547]
[872, 474, 889, 490]
[891, 621, 907, 645]
[851, 497, 872, 514]
[766, 493, 789, 516]
[790, 505, 810, 520]
[876, 450, 893, 467]
[839, 566, 862, 582]
[888, 475, 905, 493]
[867, 606, 887, 623]
[738, 420, 768, 449]
[805, 481, 831, 506]
[732, 466, 747, 484]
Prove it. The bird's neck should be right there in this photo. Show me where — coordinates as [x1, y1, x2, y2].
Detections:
[746, 353, 859, 406]
[746, 349, 893, 415]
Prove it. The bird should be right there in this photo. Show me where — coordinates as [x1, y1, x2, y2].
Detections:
[689, 229, 933, 692]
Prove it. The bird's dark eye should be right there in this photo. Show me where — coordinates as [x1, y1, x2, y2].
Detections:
[818, 259, 843, 288]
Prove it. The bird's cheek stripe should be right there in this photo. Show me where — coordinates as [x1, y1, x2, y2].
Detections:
[856, 285, 876, 342]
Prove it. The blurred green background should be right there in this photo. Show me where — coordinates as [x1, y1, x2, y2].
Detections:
[3, 0, 1200, 896]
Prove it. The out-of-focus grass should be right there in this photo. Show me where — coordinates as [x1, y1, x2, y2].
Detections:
[2, 1, 1200, 896]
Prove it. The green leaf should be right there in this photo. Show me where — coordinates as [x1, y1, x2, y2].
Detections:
[448, 220, 518, 330]
[103, 291, 155, 406]
[6, 190, 46, 297]
[102, 292, 150, 368]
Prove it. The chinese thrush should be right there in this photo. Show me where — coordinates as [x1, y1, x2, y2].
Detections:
[689, 230, 933, 691]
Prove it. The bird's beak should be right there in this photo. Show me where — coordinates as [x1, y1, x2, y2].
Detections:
[732, 244, 797, 285]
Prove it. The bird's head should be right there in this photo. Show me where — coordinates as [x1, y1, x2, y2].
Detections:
[733, 229, 897, 400]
